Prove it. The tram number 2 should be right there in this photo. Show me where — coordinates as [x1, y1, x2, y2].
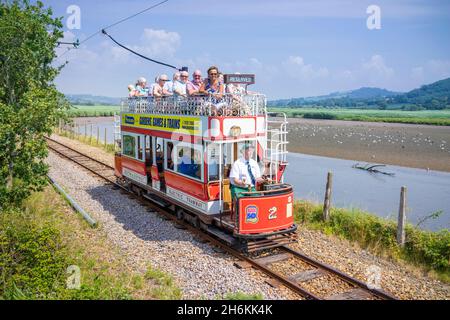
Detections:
[268, 207, 277, 220]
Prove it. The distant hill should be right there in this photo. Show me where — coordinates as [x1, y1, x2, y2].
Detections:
[66, 94, 121, 106]
[269, 78, 450, 110]
[390, 78, 450, 109]
[306, 87, 400, 101]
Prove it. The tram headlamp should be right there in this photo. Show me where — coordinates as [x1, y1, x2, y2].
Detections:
[230, 126, 241, 137]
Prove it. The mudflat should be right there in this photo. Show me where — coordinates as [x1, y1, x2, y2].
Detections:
[285, 118, 450, 172]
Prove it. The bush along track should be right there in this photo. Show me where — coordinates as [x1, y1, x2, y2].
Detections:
[294, 201, 450, 282]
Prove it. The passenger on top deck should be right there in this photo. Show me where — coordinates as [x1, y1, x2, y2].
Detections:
[164, 72, 180, 94]
[153, 74, 172, 97]
[187, 69, 203, 96]
[226, 73, 246, 95]
[148, 76, 159, 97]
[199, 66, 225, 115]
[199, 66, 224, 98]
[173, 71, 188, 97]
[135, 77, 149, 96]
[128, 84, 137, 97]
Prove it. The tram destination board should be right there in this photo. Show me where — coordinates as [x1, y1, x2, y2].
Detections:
[224, 74, 255, 85]
[122, 113, 201, 135]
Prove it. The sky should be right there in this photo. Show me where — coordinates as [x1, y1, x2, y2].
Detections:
[45, 0, 450, 99]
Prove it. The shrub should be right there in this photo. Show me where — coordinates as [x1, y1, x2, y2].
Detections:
[0, 208, 68, 299]
[294, 201, 450, 278]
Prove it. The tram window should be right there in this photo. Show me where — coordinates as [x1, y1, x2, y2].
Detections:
[166, 142, 174, 170]
[137, 136, 144, 161]
[207, 143, 220, 181]
[122, 135, 136, 158]
[155, 138, 164, 162]
[175, 145, 202, 180]
[237, 140, 257, 162]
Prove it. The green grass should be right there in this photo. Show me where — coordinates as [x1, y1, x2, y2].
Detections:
[269, 107, 450, 125]
[145, 265, 182, 300]
[222, 291, 264, 300]
[0, 188, 179, 299]
[67, 105, 120, 117]
[294, 200, 450, 282]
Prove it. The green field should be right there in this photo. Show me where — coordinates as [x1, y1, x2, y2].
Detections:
[67, 105, 120, 117]
[268, 107, 450, 126]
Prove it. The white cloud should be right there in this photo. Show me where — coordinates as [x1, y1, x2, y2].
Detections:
[282, 56, 329, 80]
[362, 54, 394, 79]
[132, 28, 181, 58]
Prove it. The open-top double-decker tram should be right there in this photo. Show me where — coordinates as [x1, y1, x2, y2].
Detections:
[114, 74, 297, 252]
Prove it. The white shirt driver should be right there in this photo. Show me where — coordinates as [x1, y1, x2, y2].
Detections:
[229, 157, 261, 187]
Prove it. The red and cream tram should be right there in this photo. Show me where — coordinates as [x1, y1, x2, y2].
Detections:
[114, 74, 297, 251]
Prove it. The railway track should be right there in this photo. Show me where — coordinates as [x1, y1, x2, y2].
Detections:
[45, 136, 397, 300]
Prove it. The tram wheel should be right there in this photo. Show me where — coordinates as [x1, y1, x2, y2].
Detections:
[192, 216, 200, 229]
[176, 207, 184, 220]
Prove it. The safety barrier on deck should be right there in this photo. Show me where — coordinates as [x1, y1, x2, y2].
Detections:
[121, 94, 267, 117]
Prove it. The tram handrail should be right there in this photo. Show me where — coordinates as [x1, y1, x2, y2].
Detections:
[239, 184, 293, 196]
[122, 93, 266, 117]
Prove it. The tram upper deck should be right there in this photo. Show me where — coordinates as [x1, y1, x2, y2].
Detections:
[121, 93, 267, 117]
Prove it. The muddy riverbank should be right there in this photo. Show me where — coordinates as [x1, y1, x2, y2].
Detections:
[285, 118, 450, 172]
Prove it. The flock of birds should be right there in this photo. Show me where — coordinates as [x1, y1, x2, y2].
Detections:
[290, 125, 449, 154]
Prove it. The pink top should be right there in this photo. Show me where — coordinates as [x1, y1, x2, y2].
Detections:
[187, 80, 201, 93]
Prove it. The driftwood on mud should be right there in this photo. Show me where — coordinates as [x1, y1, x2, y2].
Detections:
[352, 163, 395, 176]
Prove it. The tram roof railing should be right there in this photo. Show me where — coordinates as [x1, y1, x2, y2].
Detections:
[121, 93, 267, 117]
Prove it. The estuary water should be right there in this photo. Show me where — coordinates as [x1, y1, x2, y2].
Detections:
[285, 152, 450, 231]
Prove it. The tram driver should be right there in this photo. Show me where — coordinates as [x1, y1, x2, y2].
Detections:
[229, 142, 264, 213]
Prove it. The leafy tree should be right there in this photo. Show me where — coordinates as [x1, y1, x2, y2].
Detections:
[0, 0, 68, 208]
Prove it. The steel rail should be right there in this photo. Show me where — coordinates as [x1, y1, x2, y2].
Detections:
[46, 137, 116, 184]
[280, 246, 398, 300]
[46, 137, 397, 300]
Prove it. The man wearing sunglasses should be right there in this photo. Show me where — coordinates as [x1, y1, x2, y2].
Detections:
[173, 70, 188, 97]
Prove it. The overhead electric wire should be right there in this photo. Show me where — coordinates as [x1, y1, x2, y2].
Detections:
[58, 0, 168, 58]
[101, 29, 178, 70]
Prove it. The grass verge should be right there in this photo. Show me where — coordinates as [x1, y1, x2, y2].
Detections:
[222, 291, 264, 300]
[294, 200, 450, 282]
[0, 187, 180, 299]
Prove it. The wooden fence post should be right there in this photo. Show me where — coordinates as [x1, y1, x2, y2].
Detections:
[323, 171, 333, 221]
[97, 126, 100, 145]
[397, 186, 407, 247]
[84, 123, 87, 137]
[104, 127, 107, 147]
[90, 124, 93, 142]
